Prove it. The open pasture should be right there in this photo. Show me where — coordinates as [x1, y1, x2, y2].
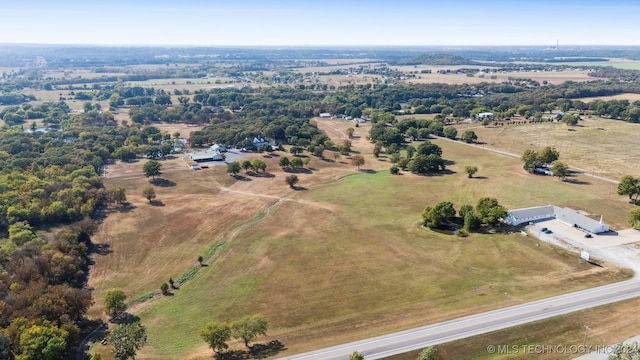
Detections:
[575, 92, 640, 103]
[399, 67, 593, 85]
[89, 119, 634, 358]
[466, 116, 640, 180]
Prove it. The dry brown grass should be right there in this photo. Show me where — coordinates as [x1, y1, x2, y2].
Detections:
[400, 69, 592, 85]
[574, 93, 640, 103]
[88, 119, 637, 359]
[464, 115, 640, 180]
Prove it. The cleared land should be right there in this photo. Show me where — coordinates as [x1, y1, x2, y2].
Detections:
[575, 92, 640, 103]
[88, 119, 635, 359]
[460, 116, 640, 180]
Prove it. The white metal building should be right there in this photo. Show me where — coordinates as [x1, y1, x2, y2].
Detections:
[505, 205, 610, 234]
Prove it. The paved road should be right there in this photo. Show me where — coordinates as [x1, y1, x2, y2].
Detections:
[277, 279, 640, 360]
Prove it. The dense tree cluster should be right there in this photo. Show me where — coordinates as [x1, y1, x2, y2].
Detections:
[521, 146, 560, 173]
[421, 198, 507, 231]
[0, 224, 94, 359]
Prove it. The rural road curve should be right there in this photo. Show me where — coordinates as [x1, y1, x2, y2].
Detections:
[276, 279, 640, 360]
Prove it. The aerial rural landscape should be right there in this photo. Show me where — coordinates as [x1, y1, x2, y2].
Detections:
[3, 1, 640, 360]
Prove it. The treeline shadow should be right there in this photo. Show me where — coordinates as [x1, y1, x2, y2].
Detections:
[149, 200, 165, 206]
[150, 178, 176, 187]
[232, 175, 252, 181]
[214, 340, 286, 360]
[283, 168, 312, 174]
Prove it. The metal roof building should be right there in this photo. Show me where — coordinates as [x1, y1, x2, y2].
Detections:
[505, 205, 609, 234]
[188, 149, 223, 162]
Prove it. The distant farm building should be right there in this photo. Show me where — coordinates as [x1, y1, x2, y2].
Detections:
[210, 144, 227, 152]
[505, 205, 610, 234]
[188, 149, 224, 162]
[252, 136, 270, 150]
[476, 112, 494, 120]
[319, 113, 332, 118]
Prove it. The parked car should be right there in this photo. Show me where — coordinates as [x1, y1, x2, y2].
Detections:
[545, 229, 553, 234]
[541, 227, 548, 232]
[584, 233, 593, 238]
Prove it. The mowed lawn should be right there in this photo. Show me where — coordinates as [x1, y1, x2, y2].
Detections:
[128, 139, 632, 358]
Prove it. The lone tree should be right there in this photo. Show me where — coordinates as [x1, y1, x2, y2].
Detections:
[197, 256, 204, 266]
[200, 321, 232, 354]
[346, 127, 355, 138]
[251, 159, 267, 173]
[142, 186, 156, 202]
[278, 157, 290, 168]
[443, 126, 457, 139]
[160, 282, 169, 295]
[109, 186, 127, 205]
[226, 161, 241, 176]
[460, 130, 478, 143]
[285, 175, 299, 188]
[232, 314, 268, 349]
[351, 154, 365, 170]
[465, 166, 478, 178]
[551, 161, 569, 181]
[107, 321, 147, 360]
[350, 351, 365, 360]
[290, 157, 304, 169]
[143, 159, 162, 179]
[104, 288, 127, 320]
[618, 175, 640, 202]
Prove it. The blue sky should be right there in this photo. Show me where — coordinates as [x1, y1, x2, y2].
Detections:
[2, 0, 640, 46]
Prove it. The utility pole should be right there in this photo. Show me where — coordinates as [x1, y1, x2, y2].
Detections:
[583, 325, 590, 346]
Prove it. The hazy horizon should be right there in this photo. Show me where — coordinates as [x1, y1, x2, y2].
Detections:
[2, 0, 640, 47]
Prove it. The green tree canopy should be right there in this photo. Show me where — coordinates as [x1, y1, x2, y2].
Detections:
[475, 197, 507, 226]
[443, 127, 457, 139]
[460, 130, 478, 143]
[417, 346, 437, 360]
[630, 209, 640, 230]
[104, 289, 127, 319]
[106, 322, 147, 360]
[350, 351, 365, 360]
[200, 321, 232, 354]
[143, 160, 162, 179]
[618, 175, 639, 201]
[18, 323, 68, 360]
[422, 201, 456, 228]
[226, 161, 241, 176]
[465, 166, 478, 178]
[550, 161, 569, 180]
[231, 314, 268, 349]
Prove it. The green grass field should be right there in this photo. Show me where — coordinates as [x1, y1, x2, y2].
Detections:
[124, 139, 632, 358]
